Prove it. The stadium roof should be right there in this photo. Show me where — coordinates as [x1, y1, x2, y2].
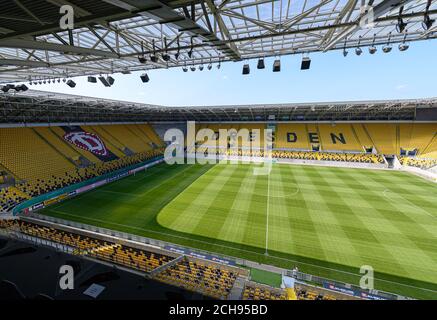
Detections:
[1, 89, 436, 123]
[0, 0, 436, 83]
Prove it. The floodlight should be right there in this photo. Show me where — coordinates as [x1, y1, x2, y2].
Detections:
[382, 46, 392, 53]
[399, 43, 409, 51]
[368, 46, 377, 54]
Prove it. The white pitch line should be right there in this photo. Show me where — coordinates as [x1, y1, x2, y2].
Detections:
[98, 190, 143, 197]
[383, 189, 436, 219]
[265, 172, 270, 255]
[40, 208, 437, 295]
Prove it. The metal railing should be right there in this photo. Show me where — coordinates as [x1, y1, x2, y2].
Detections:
[17, 213, 424, 300]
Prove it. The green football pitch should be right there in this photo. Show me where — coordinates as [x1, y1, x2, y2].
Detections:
[40, 162, 437, 299]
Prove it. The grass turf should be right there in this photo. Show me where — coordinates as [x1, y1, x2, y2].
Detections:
[40, 162, 437, 299]
[249, 268, 283, 288]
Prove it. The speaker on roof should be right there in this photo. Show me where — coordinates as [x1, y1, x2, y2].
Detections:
[272, 59, 281, 72]
[66, 80, 76, 88]
[301, 57, 311, 70]
[242, 64, 250, 75]
[140, 73, 150, 83]
[99, 76, 110, 87]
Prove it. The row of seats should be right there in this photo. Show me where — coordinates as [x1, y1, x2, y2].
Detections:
[295, 288, 336, 300]
[195, 148, 385, 164]
[0, 124, 165, 211]
[295, 284, 338, 300]
[88, 243, 172, 273]
[0, 128, 76, 183]
[195, 123, 437, 156]
[242, 284, 287, 300]
[154, 257, 238, 299]
[398, 156, 437, 170]
[0, 219, 174, 272]
[0, 125, 163, 185]
[0, 220, 357, 300]
[194, 148, 265, 158]
[0, 219, 241, 299]
[0, 149, 163, 210]
[0, 219, 105, 250]
[0, 187, 30, 212]
[274, 150, 385, 164]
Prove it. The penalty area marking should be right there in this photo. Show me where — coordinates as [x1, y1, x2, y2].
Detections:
[253, 186, 300, 199]
[383, 189, 436, 219]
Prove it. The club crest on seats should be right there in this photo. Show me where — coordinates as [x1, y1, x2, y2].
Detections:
[64, 131, 109, 157]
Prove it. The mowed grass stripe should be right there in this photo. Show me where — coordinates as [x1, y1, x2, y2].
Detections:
[285, 166, 350, 262]
[338, 169, 437, 281]
[290, 165, 364, 266]
[159, 164, 235, 233]
[348, 170, 437, 261]
[217, 165, 261, 244]
[191, 164, 247, 240]
[282, 165, 330, 261]
[46, 163, 212, 227]
[40, 163, 437, 298]
[368, 170, 437, 218]
[49, 164, 183, 219]
[321, 167, 413, 278]
[267, 165, 299, 255]
[240, 171, 268, 250]
[351, 169, 437, 238]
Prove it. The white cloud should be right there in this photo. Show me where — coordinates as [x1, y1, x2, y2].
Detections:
[395, 84, 408, 91]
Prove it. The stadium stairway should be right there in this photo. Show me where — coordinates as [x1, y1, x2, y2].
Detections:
[0, 162, 22, 184]
[137, 124, 164, 148]
[286, 288, 298, 300]
[153, 256, 240, 299]
[228, 276, 247, 300]
[0, 123, 166, 211]
[32, 127, 78, 167]
[0, 127, 76, 183]
[420, 133, 437, 158]
[46, 127, 92, 167]
[124, 124, 154, 149]
[82, 125, 126, 158]
[149, 254, 185, 277]
[101, 125, 146, 153]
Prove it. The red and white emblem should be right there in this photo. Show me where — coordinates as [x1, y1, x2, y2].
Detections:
[64, 131, 109, 156]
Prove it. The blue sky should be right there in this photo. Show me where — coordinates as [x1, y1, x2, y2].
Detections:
[34, 39, 436, 106]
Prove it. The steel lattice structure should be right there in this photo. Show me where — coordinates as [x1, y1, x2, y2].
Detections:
[1, 90, 436, 123]
[0, 0, 436, 83]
